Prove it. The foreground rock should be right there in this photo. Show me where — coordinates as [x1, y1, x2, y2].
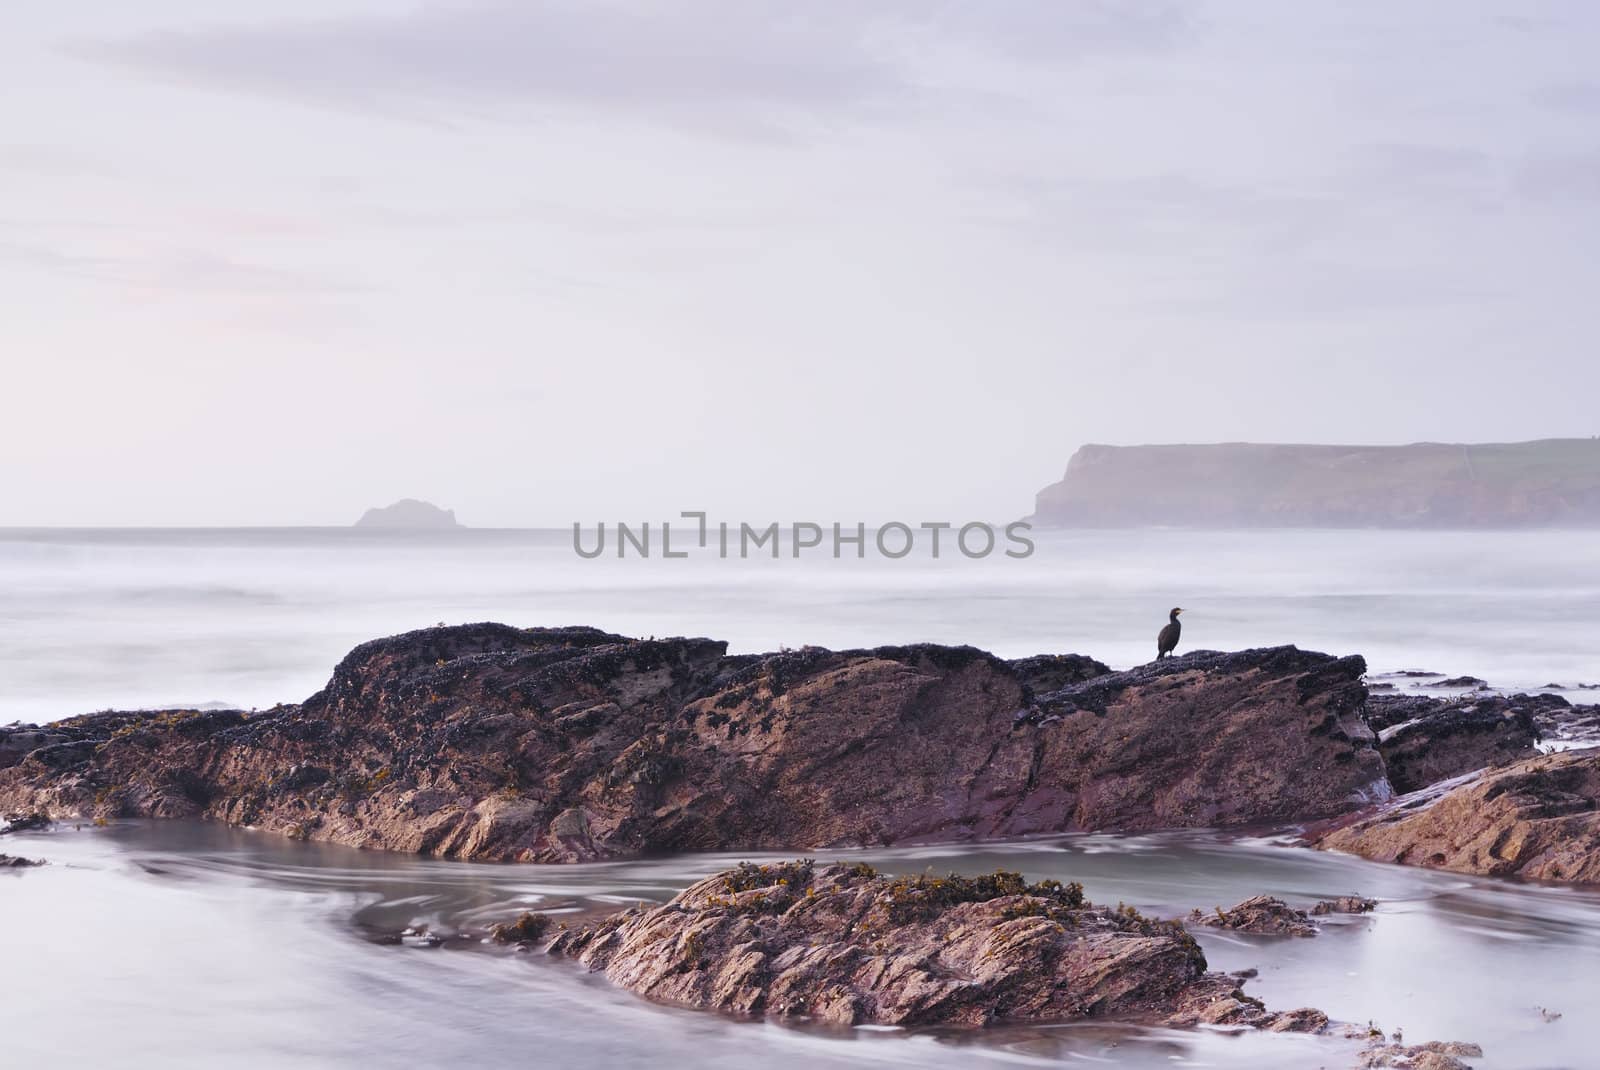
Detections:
[0, 853, 45, 868]
[1190, 896, 1318, 937]
[1317, 751, 1600, 883]
[0, 626, 1387, 862]
[1358, 1039, 1483, 1069]
[491, 912, 552, 945]
[0, 812, 52, 835]
[547, 860, 1321, 1030]
[1312, 895, 1377, 915]
[1526, 693, 1600, 749]
[1365, 693, 1543, 793]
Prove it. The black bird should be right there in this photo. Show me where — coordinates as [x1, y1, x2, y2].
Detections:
[1156, 607, 1183, 659]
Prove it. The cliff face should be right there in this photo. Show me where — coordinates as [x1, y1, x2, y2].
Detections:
[1030, 439, 1600, 528]
[0, 625, 1384, 862]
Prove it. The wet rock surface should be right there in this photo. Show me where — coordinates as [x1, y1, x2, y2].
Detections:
[1316, 750, 1600, 883]
[0, 812, 53, 834]
[1189, 895, 1319, 937]
[1357, 1038, 1483, 1069]
[1311, 895, 1377, 915]
[545, 860, 1320, 1030]
[0, 626, 1388, 862]
[1431, 677, 1488, 691]
[1531, 694, 1600, 749]
[1366, 693, 1545, 793]
[0, 853, 45, 867]
[491, 911, 552, 945]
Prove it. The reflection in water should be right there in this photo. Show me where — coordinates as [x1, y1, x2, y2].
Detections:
[4, 822, 1597, 1069]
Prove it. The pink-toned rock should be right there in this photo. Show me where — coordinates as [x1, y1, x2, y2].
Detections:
[1190, 895, 1318, 937]
[1312, 895, 1377, 915]
[0, 625, 1385, 862]
[1317, 750, 1600, 883]
[545, 860, 1320, 1030]
[1357, 1038, 1483, 1069]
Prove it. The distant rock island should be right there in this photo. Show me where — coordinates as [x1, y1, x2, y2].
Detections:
[354, 499, 461, 529]
[1030, 439, 1600, 528]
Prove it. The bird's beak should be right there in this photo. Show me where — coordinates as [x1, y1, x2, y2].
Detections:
[1177, 609, 1184, 614]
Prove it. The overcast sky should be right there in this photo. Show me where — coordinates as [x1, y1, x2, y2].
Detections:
[4, 1, 1599, 526]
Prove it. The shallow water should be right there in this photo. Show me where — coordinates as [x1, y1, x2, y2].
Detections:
[3, 821, 1595, 1069]
[4, 527, 1598, 1068]
[3, 527, 1599, 722]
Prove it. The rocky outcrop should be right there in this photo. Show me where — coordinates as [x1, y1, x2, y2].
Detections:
[1358, 1039, 1483, 1069]
[546, 860, 1322, 1030]
[1005, 653, 1112, 696]
[1366, 693, 1543, 793]
[491, 912, 552, 945]
[1, 730, 71, 771]
[0, 853, 45, 868]
[1431, 676, 1488, 691]
[1311, 896, 1377, 915]
[1316, 751, 1600, 883]
[0, 812, 52, 833]
[0, 626, 1387, 862]
[1524, 693, 1600, 749]
[353, 499, 461, 528]
[1190, 896, 1318, 937]
[1030, 439, 1600, 528]
[1006, 646, 1386, 831]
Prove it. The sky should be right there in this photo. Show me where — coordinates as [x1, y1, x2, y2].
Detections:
[4, 1, 1599, 526]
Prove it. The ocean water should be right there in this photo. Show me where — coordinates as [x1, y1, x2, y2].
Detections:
[6, 820, 1598, 1070]
[1, 526, 1597, 723]
[5, 526, 1599, 1070]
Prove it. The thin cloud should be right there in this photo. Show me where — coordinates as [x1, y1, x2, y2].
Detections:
[1516, 152, 1600, 201]
[896, 0, 1194, 62]
[68, 2, 908, 135]
[1532, 81, 1600, 114]
[65, 1, 1195, 136]
[0, 144, 116, 179]
[1, 240, 361, 296]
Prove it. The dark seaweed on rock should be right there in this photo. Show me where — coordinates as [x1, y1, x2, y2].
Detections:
[1, 625, 1387, 862]
[0, 853, 45, 867]
[490, 911, 552, 945]
[1368, 692, 1548, 794]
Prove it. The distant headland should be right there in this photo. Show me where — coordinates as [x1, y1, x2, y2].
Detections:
[1030, 438, 1600, 528]
[353, 499, 462, 529]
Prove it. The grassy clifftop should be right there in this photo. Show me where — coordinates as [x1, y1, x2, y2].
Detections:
[1030, 439, 1600, 528]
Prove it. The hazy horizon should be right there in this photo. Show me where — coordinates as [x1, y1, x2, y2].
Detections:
[7, 2, 1600, 526]
[3, 433, 1598, 529]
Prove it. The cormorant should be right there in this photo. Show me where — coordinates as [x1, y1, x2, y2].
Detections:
[1156, 607, 1183, 659]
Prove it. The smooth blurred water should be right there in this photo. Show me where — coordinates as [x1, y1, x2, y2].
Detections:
[5, 528, 1598, 1069]
[2, 527, 1598, 723]
[6, 821, 1596, 1070]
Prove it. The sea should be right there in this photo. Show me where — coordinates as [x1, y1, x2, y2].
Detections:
[2, 526, 1598, 721]
[2, 526, 1597, 1069]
